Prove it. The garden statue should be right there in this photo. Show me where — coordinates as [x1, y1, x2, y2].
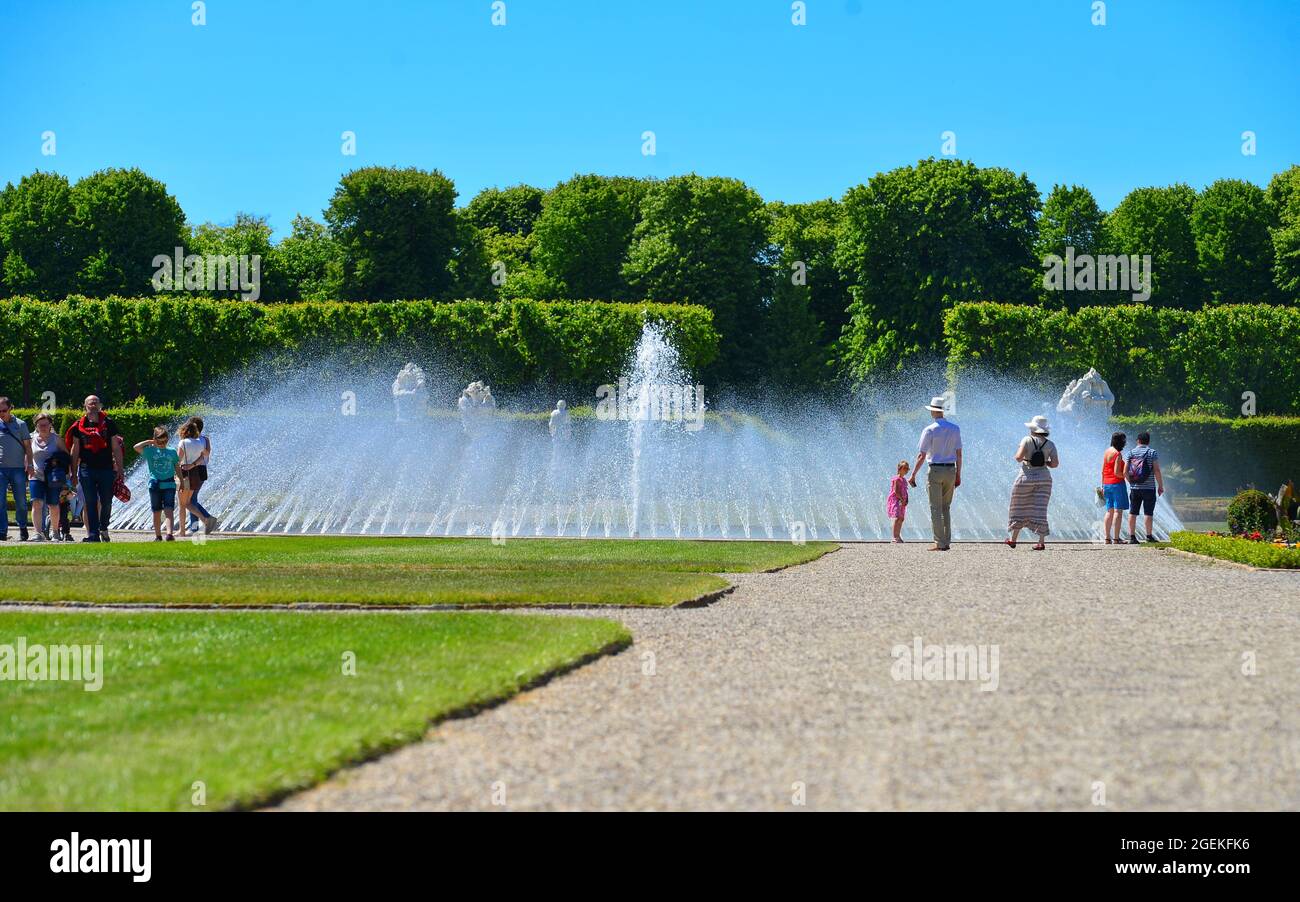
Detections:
[458, 381, 497, 435]
[392, 362, 428, 423]
[1275, 481, 1297, 530]
[549, 399, 572, 442]
[1057, 368, 1115, 422]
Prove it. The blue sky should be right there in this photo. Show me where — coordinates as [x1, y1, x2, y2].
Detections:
[2, 0, 1297, 238]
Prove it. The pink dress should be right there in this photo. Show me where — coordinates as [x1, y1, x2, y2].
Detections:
[887, 475, 908, 518]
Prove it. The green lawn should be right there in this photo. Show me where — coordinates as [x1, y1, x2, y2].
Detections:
[0, 536, 836, 608]
[1166, 531, 1300, 569]
[0, 535, 837, 572]
[0, 610, 630, 811]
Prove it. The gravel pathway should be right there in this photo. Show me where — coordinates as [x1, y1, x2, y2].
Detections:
[268, 543, 1294, 810]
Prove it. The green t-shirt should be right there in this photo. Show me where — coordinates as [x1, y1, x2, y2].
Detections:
[141, 445, 179, 489]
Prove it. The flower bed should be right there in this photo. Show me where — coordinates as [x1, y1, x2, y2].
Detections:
[1167, 531, 1300, 569]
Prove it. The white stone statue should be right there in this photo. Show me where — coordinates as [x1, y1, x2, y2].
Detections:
[1057, 367, 1115, 421]
[392, 362, 428, 423]
[549, 400, 571, 442]
[458, 381, 497, 435]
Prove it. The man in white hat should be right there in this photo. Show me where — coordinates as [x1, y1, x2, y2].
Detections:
[909, 396, 962, 551]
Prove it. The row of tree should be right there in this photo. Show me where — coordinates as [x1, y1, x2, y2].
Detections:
[3, 161, 1299, 386]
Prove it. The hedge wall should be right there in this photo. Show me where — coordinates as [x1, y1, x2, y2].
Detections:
[0, 297, 719, 407]
[944, 303, 1300, 415]
[1109, 414, 1300, 497]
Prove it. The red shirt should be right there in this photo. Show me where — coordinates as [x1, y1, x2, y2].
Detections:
[67, 415, 120, 470]
[1101, 447, 1125, 485]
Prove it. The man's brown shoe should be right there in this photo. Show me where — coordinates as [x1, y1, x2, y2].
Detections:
[927, 544, 944, 551]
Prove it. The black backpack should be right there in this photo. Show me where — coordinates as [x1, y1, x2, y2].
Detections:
[1029, 437, 1047, 468]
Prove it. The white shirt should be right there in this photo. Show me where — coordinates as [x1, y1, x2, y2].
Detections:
[179, 436, 208, 465]
[918, 418, 962, 464]
[30, 433, 65, 481]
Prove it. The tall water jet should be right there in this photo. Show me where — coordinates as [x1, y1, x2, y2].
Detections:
[617, 321, 702, 538]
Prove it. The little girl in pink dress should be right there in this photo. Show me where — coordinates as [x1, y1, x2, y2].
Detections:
[888, 460, 910, 543]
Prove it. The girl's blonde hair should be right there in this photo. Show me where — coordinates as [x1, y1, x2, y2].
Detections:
[153, 425, 169, 442]
[180, 418, 201, 439]
[897, 459, 910, 473]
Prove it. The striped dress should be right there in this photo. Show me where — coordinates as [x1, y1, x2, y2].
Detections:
[1008, 435, 1058, 536]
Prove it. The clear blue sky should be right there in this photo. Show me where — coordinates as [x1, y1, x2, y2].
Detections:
[2, 0, 1296, 238]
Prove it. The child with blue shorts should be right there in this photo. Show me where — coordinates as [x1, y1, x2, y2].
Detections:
[134, 427, 181, 541]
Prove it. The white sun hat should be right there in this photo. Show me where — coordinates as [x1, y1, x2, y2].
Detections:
[925, 396, 948, 412]
[1025, 415, 1050, 434]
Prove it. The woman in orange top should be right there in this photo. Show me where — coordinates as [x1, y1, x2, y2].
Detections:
[1101, 432, 1128, 544]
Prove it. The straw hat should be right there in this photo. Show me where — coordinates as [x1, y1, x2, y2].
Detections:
[925, 396, 948, 413]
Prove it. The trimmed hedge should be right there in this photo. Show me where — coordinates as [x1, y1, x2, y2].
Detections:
[1167, 531, 1300, 569]
[0, 297, 719, 407]
[1109, 413, 1300, 497]
[944, 303, 1300, 415]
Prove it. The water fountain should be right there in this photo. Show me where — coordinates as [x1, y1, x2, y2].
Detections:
[112, 323, 1183, 541]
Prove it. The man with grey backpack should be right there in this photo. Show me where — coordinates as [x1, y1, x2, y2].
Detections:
[1125, 431, 1164, 544]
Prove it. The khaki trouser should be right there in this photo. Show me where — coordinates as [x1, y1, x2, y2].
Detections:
[927, 465, 957, 548]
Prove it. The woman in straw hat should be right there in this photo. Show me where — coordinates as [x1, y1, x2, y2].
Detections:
[1006, 415, 1059, 550]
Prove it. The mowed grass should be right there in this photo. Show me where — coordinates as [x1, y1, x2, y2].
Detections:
[0, 536, 836, 608]
[0, 610, 631, 811]
[0, 535, 837, 572]
[0, 564, 726, 607]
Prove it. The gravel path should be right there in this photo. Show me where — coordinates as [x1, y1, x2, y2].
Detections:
[268, 543, 1293, 810]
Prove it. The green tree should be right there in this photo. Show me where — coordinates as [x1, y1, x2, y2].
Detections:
[266, 215, 343, 301]
[1036, 184, 1110, 308]
[762, 199, 846, 387]
[1103, 184, 1201, 308]
[464, 185, 544, 236]
[768, 199, 850, 338]
[835, 159, 1041, 381]
[532, 175, 647, 299]
[460, 185, 546, 299]
[0, 182, 7, 297]
[761, 282, 827, 390]
[1274, 223, 1300, 303]
[71, 167, 187, 297]
[185, 213, 278, 300]
[1267, 164, 1300, 219]
[623, 175, 771, 382]
[1268, 166, 1300, 303]
[1191, 179, 1276, 304]
[0, 171, 83, 300]
[448, 208, 497, 299]
[1037, 184, 1106, 258]
[324, 166, 459, 300]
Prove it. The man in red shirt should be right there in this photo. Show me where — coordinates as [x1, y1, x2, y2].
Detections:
[67, 395, 123, 542]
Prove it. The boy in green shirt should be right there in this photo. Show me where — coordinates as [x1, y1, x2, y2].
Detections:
[134, 427, 181, 541]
